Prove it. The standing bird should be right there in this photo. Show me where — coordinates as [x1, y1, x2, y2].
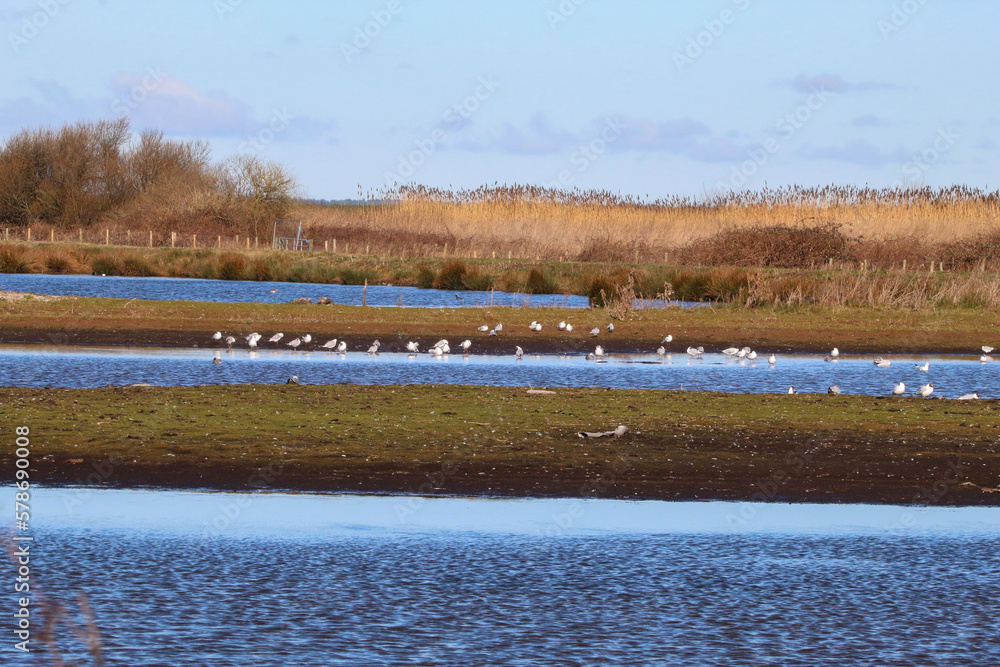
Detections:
[983, 346, 995, 354]
[429, 346, 443, 357]
[873, 357, 891, 368]
[662, 335, 673, 344]
[830, 348, 840, 357]
[917, 383, 934, 397]
[747, 351, 757, 361]
[565, 324, 574, 333]
[322, 339, 339, 350]
[915, 362, 929, 372]
[768, 354, 777, 365]
[248, 336, 258, 350]
[656, 346, 666, 356]
[433, 339, 449, 350]
[557, 321, 566, 331]
[787, 386, 797, 394]
[515, 346, 524, 360]
[405, 341, 419, 353]
[458, 340, 472, 354]
[595, 345, 605, 358]
[489, 329, 497, 337]
[494, 323, 503, 332]
[269, 333, 284, 343]
[212, 331, 222, 342]
[335, 340, 347, 353]
[531, 322, 542, 332]
[367, 340, 381, 355]
[590, 327, 601, 337]
[287, 337, 302, 351]
[893, 382, 906, 396]
[302, 334, 312, 344]
[529, 321, 538, 331]
[722, 347, 739, 357]
[686, 346, 704, 357]
[478, 325, 489, 332]
[828, 385, 841, 395]
[224, 336, 236, 349]
[246, 332, 261, 343]
[606, 323, 615, 332]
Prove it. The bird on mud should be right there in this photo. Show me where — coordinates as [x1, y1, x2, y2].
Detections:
[246, 332, 261, 344]
[515, 346, 524, 360]
[531, 322, 543, 332]
[302, 334, 312, 344]
[828, 385, 841, 395]
[957, 392, 980, 400]
[212, 331, 222, 342]
[590, 327, 601, 337]
[489, 329, 497, 337]
[557, 321, 566, 331]
[606, 323, 615, 332]
[248, 336, 259, 350]
[494, 323, 503, 332]
[269, 333, 284, 343]
[335, 340, 347, 353]
[322, 338, 338, 350]
[565, 324, 574, 333]
[893, 382, 906, 396]
[915, 362, 930, 372]
[873, 357, 891, 368]
[768, 354, 777, 365]
[458, 340, 472, 354]
[287, 337, 302, 351]
[224, 336, 236, 349]
[917, 383, 934, 398]
[478, 325, 489, 332]
[686, 346, 704, 357]
[662, 335, 673, 344]
[405, 341, 419, 353]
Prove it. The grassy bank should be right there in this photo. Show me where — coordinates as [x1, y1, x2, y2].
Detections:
[4, 239, 1000, 309]
[2, 384, 998, 505]
[0, 292, 997, 354]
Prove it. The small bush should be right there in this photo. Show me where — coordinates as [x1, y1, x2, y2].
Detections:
[251, 260, 272, 282]
[119, 256, 154, 277]
[91, 256, 119, 275]
[433, 261, 468, 290]
[217, 254, 246, 281]
[415, 265, 436, 289]
[584, 275, 616, 306]
[525, 267, 558, 294]
[44, 254, 71, 273]
[461, 268, 494, 291]
[339, 267, 376, 285]
[0, 247, 30, 273]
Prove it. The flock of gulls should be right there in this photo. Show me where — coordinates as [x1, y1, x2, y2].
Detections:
[209, 328, 994, 400]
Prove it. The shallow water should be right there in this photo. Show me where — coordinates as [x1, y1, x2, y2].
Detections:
[10, 489, 1000, 666]
[1, 344, 996, 397]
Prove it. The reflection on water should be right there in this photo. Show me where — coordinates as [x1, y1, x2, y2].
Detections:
[1, 344, 996, 397]
[11, 489, 1000, 666]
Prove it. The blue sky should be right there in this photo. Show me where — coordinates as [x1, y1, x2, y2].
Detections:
[3, 0, 998, 199]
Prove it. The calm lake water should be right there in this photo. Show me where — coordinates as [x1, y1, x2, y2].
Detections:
[10, 489, 1000, 666]
[2, 344, 996, 398]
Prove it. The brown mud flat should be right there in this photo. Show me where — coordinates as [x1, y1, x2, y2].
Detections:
[3, 385, 999, 507]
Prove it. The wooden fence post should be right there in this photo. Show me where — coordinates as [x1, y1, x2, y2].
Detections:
[27, 227, 30, 241]
[333, 239, 337, 252]
[105, 229, 109, 245]
[246, 237, 250, 250]
[193, 234, 197, 248]
[902, 259, 906, 271]
[50, 229, 54, 242]
[171, 232, 175, 248]
[127, 230, 131, 244]
[79, 229, 82, 243]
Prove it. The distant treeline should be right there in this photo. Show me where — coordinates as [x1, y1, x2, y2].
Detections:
[0, 118, 297, 237]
